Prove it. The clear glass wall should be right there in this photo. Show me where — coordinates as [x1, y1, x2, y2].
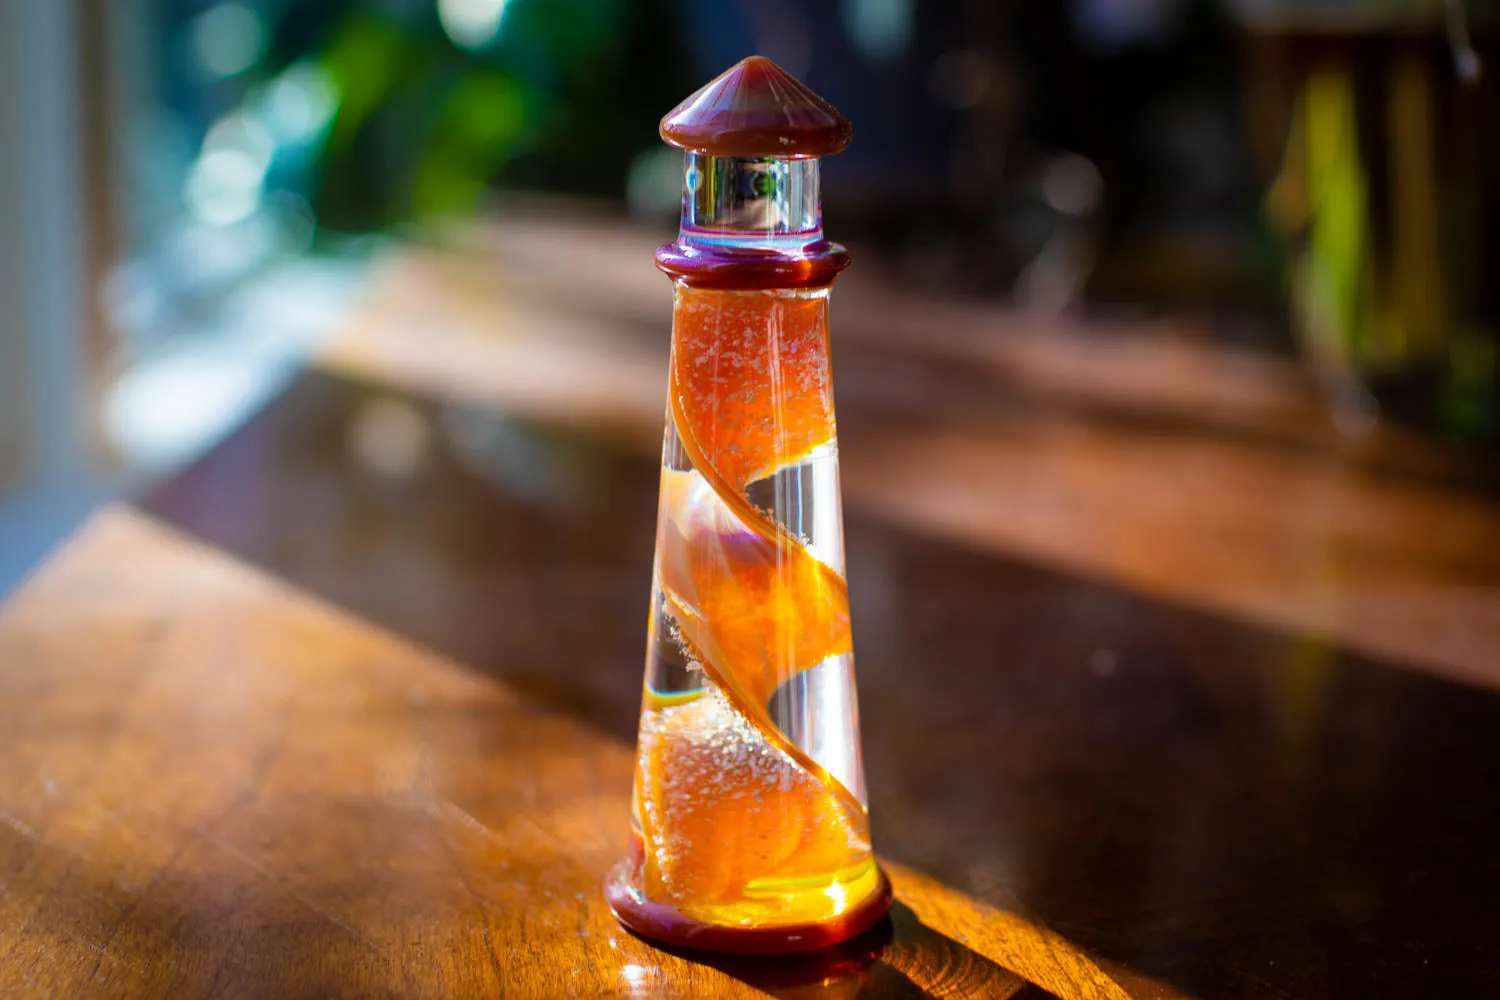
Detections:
[617, 283, 879, 931]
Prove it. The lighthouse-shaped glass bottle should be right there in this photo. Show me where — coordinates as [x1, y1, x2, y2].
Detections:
[606, 56, 891, 953]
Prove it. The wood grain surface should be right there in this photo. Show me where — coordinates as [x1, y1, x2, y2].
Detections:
[132, 368, 1500, 998]
[0, 508, 1177, 999]
[6, 214, 1500, 997]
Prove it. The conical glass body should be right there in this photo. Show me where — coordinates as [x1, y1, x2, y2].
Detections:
[606, 283, 888, 952]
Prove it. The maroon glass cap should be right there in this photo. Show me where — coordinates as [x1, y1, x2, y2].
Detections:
[660, 56, 852, 159]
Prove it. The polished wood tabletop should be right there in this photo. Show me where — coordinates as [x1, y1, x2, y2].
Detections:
[3, 507, 1152, 998]
[3, 214, 1499, 998]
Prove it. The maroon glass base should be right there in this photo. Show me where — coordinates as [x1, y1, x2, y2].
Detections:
[604, 865, 894, 955]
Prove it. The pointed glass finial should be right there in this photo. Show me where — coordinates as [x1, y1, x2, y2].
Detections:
[660, 55, 853, 158]
[606, 56, 890, 954]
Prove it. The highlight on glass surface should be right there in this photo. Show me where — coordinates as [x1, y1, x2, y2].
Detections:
[604, 56, 891, 954]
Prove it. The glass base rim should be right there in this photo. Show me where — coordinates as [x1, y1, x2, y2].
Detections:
[603, 863, 893, 955]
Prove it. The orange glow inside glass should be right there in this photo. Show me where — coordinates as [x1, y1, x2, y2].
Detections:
[606, 285, 887, 951]
[607, 56, 887, 954]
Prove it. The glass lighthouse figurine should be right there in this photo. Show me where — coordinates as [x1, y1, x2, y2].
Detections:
[605, 56, 892, 953]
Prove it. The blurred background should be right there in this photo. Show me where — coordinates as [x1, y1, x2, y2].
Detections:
[1, 0, 1498, 591]
[6, 7, 1500, 994]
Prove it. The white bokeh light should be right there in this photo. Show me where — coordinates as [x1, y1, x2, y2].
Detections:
[191, 3, 266, 78]
[183, 112, 273, 226]
[438, 0, 511, 51]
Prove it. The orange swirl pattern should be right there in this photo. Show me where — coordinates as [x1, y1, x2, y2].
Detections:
[634, 285, 874, 920]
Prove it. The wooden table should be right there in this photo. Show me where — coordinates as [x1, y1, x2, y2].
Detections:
[3, 214, 1499, 997]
